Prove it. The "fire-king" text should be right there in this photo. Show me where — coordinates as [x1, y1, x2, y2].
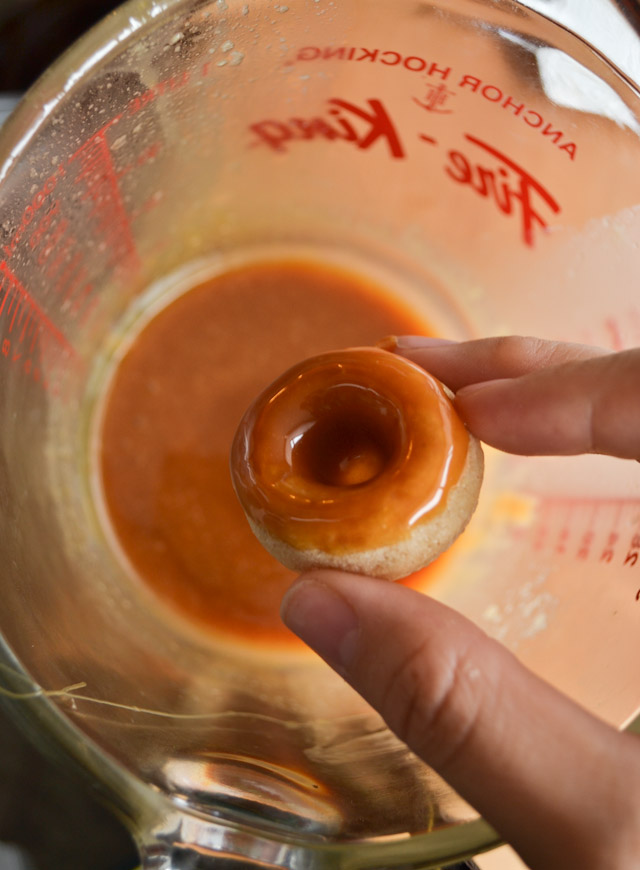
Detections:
[250, 97, 560, 247]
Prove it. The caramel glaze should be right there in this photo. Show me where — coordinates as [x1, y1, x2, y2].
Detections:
[99, 259, 442, 647]
[231, 347, 470, 554]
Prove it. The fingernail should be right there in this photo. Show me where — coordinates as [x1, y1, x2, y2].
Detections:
[395, 336, 458, 349]
[281, 579, 359, 673]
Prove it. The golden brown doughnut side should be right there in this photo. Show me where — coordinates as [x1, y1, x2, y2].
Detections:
[244, 435, 484, 580]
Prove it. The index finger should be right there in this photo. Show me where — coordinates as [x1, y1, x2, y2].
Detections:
[387, 335, 609, 393]
[387, 335, 640, 459]
[455, 348, 640, 459]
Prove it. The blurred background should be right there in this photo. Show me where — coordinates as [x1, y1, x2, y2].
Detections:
[0, 2, 139, 867]
[0, 0, 121, 91]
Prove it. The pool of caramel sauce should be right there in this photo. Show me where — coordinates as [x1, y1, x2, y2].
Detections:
[98, 258, 442, 648]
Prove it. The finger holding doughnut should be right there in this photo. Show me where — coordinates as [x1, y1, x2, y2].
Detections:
[385, 336, 640, 461]
[455, 348, 640, 460]
[230, 347, 484, 580]
[383, 335, 609, 393]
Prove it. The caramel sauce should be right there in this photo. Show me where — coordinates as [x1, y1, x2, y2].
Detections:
[99, 259, 442, 647]
[232, 348, 469, 554]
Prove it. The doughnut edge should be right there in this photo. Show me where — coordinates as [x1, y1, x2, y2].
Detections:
[245, 434, 484, 581]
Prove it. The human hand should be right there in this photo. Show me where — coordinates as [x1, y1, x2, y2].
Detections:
[281, 336, 640, 870]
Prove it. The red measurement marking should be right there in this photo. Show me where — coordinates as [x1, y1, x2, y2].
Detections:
[601, 528, 619, 563]
[0, 260, 74, 357]
[556, 527, 570, 554]
[577, 502, 600, 560]
[126, 70, 192, 117]
[604, 317, 624, 351]
[525, 496, 640, 565]
[69, 127, 139, 270]
[577, 530, 594, 560]
[624, 532, 640, 568]
[553, 502, 574, 555]
[116, 142, 162, 181]
[3, 166, 66, 260]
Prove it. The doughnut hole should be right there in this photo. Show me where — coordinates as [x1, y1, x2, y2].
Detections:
[290, 385, 403, 489]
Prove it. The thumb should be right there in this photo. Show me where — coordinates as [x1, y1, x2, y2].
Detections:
[282, 571, 640, 870]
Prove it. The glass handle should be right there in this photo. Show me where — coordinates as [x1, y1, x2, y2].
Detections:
[138, 809, 489, 869]
[139, 853, 484, 870]
[138, 811, 323, 870]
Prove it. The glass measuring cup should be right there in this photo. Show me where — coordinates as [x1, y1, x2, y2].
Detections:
[0, 0, 639, 867]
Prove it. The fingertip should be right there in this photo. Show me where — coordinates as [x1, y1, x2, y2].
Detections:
[396, 336, 459, 350]
[376, 335, 459, 353]
[281, 573, 361, 672]
[280, 571, 325, 625]
[375, 335, 398, 351]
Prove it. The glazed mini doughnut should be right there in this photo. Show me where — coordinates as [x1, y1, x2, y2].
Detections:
[230, 347, 483, 580]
